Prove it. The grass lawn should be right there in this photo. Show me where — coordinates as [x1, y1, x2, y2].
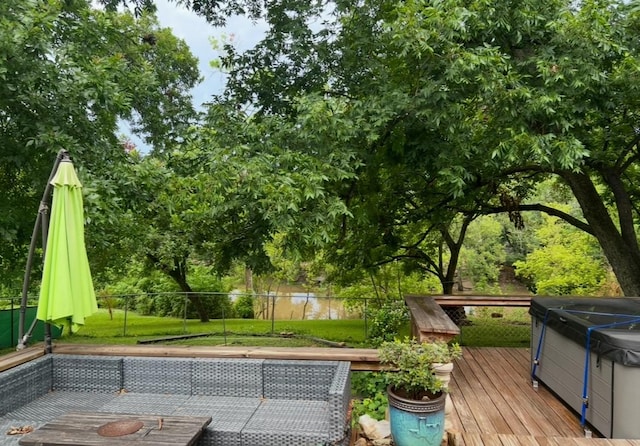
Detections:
[1, 306, 533, 358]
[58, 309, 371, 347]
[458, 307, 531, 348]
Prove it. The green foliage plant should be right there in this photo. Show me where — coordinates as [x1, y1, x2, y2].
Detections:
[458, 216, 507, 290]
[351, 371, 389, 422]
[352, 393, 389, 423]
[351, 371, 388, 398]
[379, 338, 462, 400]
[513, 211, 608, 295]
[367, 301, 409, 347]
[233, 294, 255, 319]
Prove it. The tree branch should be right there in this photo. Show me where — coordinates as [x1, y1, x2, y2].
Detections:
[475, 203, 594, 235]
[601, 167, 640, 253]
[617, 133, 640, 173]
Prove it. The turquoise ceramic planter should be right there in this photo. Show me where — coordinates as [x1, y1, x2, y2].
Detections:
[387, 385, 446, 446]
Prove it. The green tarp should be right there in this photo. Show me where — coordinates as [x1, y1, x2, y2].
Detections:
[0, 307, 62, 348]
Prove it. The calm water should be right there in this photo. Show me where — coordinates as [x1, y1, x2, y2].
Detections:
[231, 286, 356, 320]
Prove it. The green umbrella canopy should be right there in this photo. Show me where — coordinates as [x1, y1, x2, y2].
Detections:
[37, 160, 97, 332]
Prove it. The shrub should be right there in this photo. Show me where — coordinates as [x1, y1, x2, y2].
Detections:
[233, 294, 255, 319]
[367, 301, 409, 347]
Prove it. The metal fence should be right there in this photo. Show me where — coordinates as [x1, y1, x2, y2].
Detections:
[0, 293, 533, 348]
[456, 306, 531, 348]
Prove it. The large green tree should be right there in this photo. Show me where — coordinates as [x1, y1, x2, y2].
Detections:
[0, 0, 200, 288]
[108, 0, 640, 297]
[212, 0, 640, 296]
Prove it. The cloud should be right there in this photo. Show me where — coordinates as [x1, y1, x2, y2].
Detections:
[154, 0, 267, 107]
[117, 0, 267, 151]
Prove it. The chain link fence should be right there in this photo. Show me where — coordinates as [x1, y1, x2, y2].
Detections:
[1, 293, 533, 348]
[455, 305, 531, 348]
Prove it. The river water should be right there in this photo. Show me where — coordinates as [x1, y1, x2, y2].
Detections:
[230, 285, 357, 320]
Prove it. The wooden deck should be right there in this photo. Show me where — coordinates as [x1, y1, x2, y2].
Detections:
[449, 347, 640, 445]
[4, 344, 640, 444]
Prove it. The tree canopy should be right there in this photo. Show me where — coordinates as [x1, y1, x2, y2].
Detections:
[8, 0, 640, 301]
[188, 0, 640, 295]
[0, 0, 200, 287]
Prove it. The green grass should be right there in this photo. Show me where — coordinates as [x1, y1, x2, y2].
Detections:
[457, 307, 531, 348]
[59, 309, 369, 347]
[1, 306, 533, 358]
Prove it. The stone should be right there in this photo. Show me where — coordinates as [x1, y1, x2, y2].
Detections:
[359, 414, 391, 440]
[372, 438, 392, 446]
[354, 438, 369, 446]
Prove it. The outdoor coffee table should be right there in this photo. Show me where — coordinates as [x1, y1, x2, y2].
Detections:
[18, 412, 211, 446]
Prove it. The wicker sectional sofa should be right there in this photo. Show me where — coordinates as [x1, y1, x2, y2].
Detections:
[0, 354, 351, 446]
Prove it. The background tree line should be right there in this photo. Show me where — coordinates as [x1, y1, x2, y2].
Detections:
[1, 0, 636, 321]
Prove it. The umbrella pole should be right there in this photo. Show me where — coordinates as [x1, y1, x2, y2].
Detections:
[17, 149, 70, 351]
[40, 205, 52, 354]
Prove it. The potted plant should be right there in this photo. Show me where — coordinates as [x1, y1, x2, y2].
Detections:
[379, 337, 462, 446]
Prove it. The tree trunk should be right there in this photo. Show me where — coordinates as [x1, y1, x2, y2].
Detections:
[245, 266, 254, 293]
[146, 254, 210, 322]
[561, 170, 640, 296]
[167, 268, 210, 323]
[439, 219, 472, 324]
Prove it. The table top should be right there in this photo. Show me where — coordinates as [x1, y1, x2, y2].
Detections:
[18, 412, 212, 446]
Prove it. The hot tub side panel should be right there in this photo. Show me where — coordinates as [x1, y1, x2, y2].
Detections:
[531, 318, 613, 438]
[612, 362, 640, 439]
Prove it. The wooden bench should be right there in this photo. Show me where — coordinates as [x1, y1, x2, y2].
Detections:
[404, 295, 460, 343]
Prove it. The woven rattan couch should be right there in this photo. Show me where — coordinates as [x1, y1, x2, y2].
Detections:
[0, 354, 351, 445]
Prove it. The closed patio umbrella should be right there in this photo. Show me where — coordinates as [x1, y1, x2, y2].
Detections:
[36, 155, 97, 337]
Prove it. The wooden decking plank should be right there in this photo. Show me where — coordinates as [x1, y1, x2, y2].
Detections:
[0, 344, 44, 372]
[460, 348, 531, 435]
[467, 349, 530, 435]
[494, 347, 586, 437]
[469, 347, 559, 437]
[452, 355, 502, 433]
[453, 350, 513, 434]
[462, 432, 488, 446]
[534, 437, 573, 445]
[449, 372, 482, 433]
[434, 295, 531, 307]
[462, 436, 640, 446]
[445, 392, 465, 434]
[496, 434, 539, 446]
[52, 343, 382, 370]
[478, 349, 562, 436]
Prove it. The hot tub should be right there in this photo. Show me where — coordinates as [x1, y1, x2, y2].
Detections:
[530, 297, 640, 439]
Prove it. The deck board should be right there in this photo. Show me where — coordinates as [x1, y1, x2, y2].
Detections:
[459, 435, 640, 445]
[465, 348, 536, 435]
[0, 344, 44, 372]
[449, 348, 640, 445]
[469, 348, 554, 437]
[51, 343, 382, 370]
[452, 353, 498, 433]
[490, 347, 582, 436]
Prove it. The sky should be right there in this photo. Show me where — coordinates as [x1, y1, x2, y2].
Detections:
[119, 0, 268, 150]
[154, 0, 268, 107]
